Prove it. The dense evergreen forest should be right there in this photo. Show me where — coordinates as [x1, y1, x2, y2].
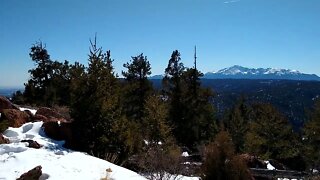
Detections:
[152, 78, 320, 129]
[10, 39, 320, 179]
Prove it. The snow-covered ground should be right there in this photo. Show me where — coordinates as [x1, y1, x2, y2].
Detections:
[0, 122, 146, 180]
[0, 109, 199, 180]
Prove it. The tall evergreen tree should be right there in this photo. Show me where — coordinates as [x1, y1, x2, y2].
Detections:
[70, 37, 122, 157]
[122, 53, 152, 121]
[303, 99, 320, 170]
[224, 96, 251, 153]
[163, 50, 216, 148]
[180, 68, 217, 147]
[244, 103, 299, 160]
[24, 41, 72, 106]
[162, 50, 185, 145]
[24, 41, 53, 105]
[142, 94, 172, 144]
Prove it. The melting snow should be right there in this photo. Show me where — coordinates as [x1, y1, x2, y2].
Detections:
[0, 110, 199, 180]
[0, 122, 146, 180]
[19, 107, 37, 115]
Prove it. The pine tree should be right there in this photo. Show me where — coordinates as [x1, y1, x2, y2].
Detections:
[122, 53, 152, 121]
[303, 99, 320, 170]
[70, 37, 122, 158]
[163, 50, 217, 148]
[142, 94, 172, 144]
[224, 96, 251, 153]
[24, 41, 72, 106]
[162, 50, 186, 145]
[244, 103, 299, 160]
[24, 41, 53, 105]
[180, 68, 217, 147]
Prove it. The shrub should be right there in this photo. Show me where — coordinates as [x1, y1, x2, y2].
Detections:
[135, 143, 183, 180]
[201, 130, 252, 180]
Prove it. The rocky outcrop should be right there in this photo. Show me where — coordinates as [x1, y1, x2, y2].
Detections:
[239, 154, 267, 169]
[0, 96, 18, 113]
[17, 165, 42, 180]
[0, 109, 31, 128]
[36, 107, 64, 119]
[21, 140, 42, 149]
[34, 107, 71, 123]
[42, 121, 74, 148]
[0, 134, 9, 144]
[32, 114, 48, 122]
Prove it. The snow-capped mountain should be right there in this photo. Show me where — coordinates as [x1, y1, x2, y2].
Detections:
[204, 65, 320, 81]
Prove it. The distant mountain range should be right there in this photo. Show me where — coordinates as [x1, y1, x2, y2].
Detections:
[150, 65, 320, 81]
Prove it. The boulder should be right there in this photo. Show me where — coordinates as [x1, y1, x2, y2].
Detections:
[23, 109, 34, 119]
[0, 134, 9, 144]
[42, 121, 74, 147]
[0, 109, 31, 128]
[21, 140, 42, 149]
[239, 154, 267, 169]
[0, 96, 18, 113]
[269, 159, 286, 170]
[36, 107, 64, 119]
[32, 114, 48, 122]
[17, 165, 42, 180]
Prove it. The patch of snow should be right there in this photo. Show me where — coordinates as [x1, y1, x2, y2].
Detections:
[265, 161, 275, 170]
[182, 151, 189, 157]
[19, 107, 37, 115]
[0, 122, 146, 180]
[144, 140, 149, 145]
[0, 122, 199, 180]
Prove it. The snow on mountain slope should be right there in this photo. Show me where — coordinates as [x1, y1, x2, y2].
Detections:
[204, 65, 320, 81]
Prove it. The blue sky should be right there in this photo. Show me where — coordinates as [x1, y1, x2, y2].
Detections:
[1, 0, 320, 87]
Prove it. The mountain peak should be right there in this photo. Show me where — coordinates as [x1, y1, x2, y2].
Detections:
[205, 65, 319, 81]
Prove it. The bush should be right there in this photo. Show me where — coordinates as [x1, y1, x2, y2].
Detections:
[135, 143, 183, 180]
[201, 130, 252, 180]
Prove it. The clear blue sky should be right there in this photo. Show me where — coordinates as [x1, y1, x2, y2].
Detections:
[1, 0, 320, 88]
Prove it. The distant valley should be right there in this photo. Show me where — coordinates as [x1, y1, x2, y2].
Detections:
[0, 88, 22, 98]
[151, 79, 320, 129]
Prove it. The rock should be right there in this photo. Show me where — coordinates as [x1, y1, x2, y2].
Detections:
[21, 140, 42, 149]
[0, 96, 18, 113]
[0, 134, 9, 144]
[42, 121, 74, 147]
[269, 159, 286, 170]
[239, 154, 267, 169]
[36, 107, 64, 119]
[0, 109, 30, 128]
[17, 165, 42, 180]
[32, 114, 48, 122]
[24, 110, 34, 119]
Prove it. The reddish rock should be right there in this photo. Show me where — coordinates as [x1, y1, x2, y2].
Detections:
[239, 154, 267, 169]
[17, 165, 42, 180]
[0, 96, 18, 113]
[23, 110, 34, 119]
[36, 107, 64, 119]
[21, 140, 42, 149]
[32, 114, 48, 122]
[0, 134, 9, 144]
[0, 109, 30, 128]
[42, 121, 74, 147]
